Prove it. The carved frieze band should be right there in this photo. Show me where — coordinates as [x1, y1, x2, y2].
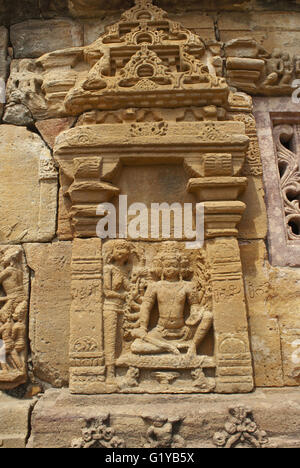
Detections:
[71, 406, 276, 448]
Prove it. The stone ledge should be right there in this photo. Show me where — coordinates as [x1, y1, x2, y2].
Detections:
[28, 388, 300, 448]
[0, 393, 36, 448]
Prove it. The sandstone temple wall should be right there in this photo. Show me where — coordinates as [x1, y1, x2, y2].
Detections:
[0, 0, 299, 449]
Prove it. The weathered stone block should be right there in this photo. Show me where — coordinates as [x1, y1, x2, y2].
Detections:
[0, 126, 57, 244]
[219, 11, 300, 56]
[3, 103, 34, 126]
[0, 26, 8, 119]
[35, 118, 76, 149]
[68, 0, 132, 18]
[0, 393, 35, 448]
[25, 242, 72, 387]
[11, 19, 84, 59]
[0, 26, 8, 79]
[240, 240, 284, 387]
[239, 176, 267, 240]
[168, 12, 216, 42]
[84, 15, 123, 45]
[28, 388, 300, 448]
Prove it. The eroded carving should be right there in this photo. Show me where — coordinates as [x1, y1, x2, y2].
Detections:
[231, 113, 263, 177]
[225, 38, 300, 97]
[0, 247, 28, 388]
[142, 415, 186, 449]
[39, 158, 58, 181]
[5, 59, 47, 121]
[71, 415, 125, 448]
[191, 366, 216, 392]
[213, 406, 275, 448]
[103, 240, 135, 385]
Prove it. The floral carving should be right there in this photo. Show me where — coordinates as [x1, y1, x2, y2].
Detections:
[130, 122, 168, 138]
[39, 158, 58, 181]
[73, 337, 99, 353]
[71, 415, 125, 448]
[213, 406, 274, 448]
[273, 124, 300, 240]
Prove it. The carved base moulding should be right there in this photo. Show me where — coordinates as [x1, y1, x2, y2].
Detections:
[28, 388, 300, 448]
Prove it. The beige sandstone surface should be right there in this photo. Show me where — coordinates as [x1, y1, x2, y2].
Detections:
[28, 388, 300, 448]
[25, 242, 72, 388]
[0, 393, 35, 448]
[0, 0, 299, 449]
[0, 126, 57, 244]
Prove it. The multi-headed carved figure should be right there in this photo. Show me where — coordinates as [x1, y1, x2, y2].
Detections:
[131, 244, 213, 357]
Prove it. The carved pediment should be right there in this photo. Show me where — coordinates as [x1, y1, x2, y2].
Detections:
[38, 0, 229, 115]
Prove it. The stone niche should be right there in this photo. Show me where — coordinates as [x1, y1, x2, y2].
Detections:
[31, 0, 261, 395]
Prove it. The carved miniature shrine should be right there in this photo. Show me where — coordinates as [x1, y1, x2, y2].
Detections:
[39, 0, 254, 395]
[0, 0, 300, 449]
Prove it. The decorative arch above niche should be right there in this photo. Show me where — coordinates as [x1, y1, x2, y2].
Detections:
[37, 0, 257, 394]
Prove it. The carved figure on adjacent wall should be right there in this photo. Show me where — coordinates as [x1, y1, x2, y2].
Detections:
[0, 248, 27, 375]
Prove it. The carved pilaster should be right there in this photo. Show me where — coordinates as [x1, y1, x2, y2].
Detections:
[208, 239, 254, 393]
[70, 238, 105, 393]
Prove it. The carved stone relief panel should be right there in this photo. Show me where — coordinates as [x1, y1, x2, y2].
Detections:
[0, 246, 29, 389]
[213, 406, 275, 449]
[142, 415, 186, 448]
[70, 241, 216, 393]
[70, 240, 253, 394]
[71, 415, 125, 449]
[254, 97, 300, 266]
[273, 123, 300, 242]
[224, 38, 300, 97]
[36, 0, 258, 395]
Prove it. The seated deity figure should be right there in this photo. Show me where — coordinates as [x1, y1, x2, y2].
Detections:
[131, 247, 213, 357]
